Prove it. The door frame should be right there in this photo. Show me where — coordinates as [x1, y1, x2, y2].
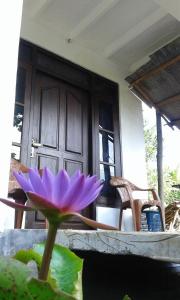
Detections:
[17, 39, 122, 227]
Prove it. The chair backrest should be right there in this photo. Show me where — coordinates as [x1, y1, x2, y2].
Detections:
[9, 158, 29, 191]
[110, 177, 134, 208]
[110, 176, 161, 202]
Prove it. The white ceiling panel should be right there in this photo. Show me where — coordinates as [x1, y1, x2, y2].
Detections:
[76, 0, 159, 51]
[26, 0, 102, 35]
[111, 14, 180, 75]
[21, 0, 180, 76]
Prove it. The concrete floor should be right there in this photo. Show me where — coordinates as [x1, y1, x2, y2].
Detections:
[75, 251, 180, 300]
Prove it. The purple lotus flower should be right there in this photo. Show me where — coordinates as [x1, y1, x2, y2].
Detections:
[0, 167, 117, 230]
[13, 168, 102, 214]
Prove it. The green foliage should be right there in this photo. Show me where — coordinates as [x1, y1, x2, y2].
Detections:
[163, 167, 180, 204]
[0, 257, 31, 299]
[144, 121, 180, 204]
[34, 244, 83, 300]
[122, 295, 132, 300]
[14, 249, 56, 288]
[14, 248, 42, 268]
[0, 256, 74, 300]
[0, 244, 83, 300]
[144, 123, 157, 163]
[27, 278, 75, 300]
[147, 164, 180, 205]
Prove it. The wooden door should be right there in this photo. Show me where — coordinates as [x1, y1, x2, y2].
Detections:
[26, 72, 90, 228]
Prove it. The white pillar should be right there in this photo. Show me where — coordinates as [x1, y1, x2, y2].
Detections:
[0, 0, 23, 230]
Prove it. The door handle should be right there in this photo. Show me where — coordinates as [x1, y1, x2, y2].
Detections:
[32, 138, 42, 148]
[31, 139, 42, 158]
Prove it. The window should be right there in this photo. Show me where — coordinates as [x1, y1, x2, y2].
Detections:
[12, 67, 26, 160]
[98, 101, 117, 198]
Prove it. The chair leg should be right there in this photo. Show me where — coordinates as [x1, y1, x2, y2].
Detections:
[160, 205, 165, 230]
[45, 219, 49, 229]
[14, 197, 27, 229]
[14, 210, 24, 229]
[119, 208, 123, 230]
[133, 200, 143, 231]
[158, 206, 165, 231]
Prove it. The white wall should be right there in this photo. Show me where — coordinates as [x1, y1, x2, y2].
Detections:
[154, 0, 180, 21]
[119, 84, 147, 186]
[20, 14, 147, 186]
[0, 0, 23, 230]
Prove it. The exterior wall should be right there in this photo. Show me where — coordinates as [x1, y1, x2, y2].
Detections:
[20, 14, 147, 186]
[119, 84, 147, 186]
[0, 0, 23, 230]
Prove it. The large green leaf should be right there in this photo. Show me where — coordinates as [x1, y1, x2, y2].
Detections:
[27, 278, 75, 300]
[122, 295, 132, 300]
[0, 257, 75, 300]
[34, 244, 83, 300]
[14, 249, 42, 268]
[14, 249, 56, 288]
[0, 256, 32, 299]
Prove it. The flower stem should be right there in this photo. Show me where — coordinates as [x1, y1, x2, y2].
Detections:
[39, 222, 58, 281]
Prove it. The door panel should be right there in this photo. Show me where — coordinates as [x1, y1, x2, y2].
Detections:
[66, 91, 82, 154]
[62, 85, 88, 174]
[40, 87, 59, 149]
[38, 155, 59, 174]
[64, 159, 83, 175]
[25, 72, 89, 228]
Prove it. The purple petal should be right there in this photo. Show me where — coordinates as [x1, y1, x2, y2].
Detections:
[81, 176, 100, 195]
[52, 170, 70, 206]
[70, 170, 81, 184]
[65, 175, 91, 209]
[86, 175, 97, 184]
[60, 174, 85, 210]
[70, 185, 102, 211]
[27, 192, 59, 211]
[42, 168, 54, 200]
[83, 176, 101, 195]
[70, 177, 101, 209]
[29, 169, 47, 198]
[13, 171, 33, 192]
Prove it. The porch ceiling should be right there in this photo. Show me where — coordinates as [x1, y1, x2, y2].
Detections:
[21, 0, 180, 78]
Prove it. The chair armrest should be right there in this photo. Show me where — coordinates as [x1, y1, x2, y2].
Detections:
[132, 187, 160, 201]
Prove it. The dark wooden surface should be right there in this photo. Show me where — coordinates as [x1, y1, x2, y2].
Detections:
[26, 72, 89, 229]
[17, 39, 121, 229]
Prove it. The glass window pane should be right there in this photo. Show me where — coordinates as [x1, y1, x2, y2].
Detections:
[13, 104, 24, 144]
[11, 145, 21, 161]
[100, 164, 115, 181]
[99, 101, 113, 131]
[15, 67, 26, 103]
[100, 164, 115, 197]
[99, 131, 114, 163]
